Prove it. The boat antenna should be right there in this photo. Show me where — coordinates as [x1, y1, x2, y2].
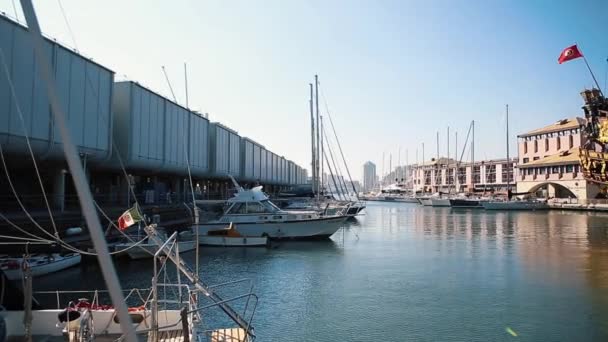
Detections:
[19, 1, 137, 340]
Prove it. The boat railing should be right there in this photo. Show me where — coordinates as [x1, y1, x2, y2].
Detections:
[33, 288, 151, 310]
[147, 225, 258, 339]
[33, 284, 196, 312]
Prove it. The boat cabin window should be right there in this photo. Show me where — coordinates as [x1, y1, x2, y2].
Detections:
[227, 203, 247, 214]
[246, 202, 266, 214]
[260, 200, 280, 212]
[226, 200, 280, 214]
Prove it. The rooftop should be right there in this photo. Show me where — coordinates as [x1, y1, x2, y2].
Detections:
[518, 148, 580, 168]
[518, 117, 585, 138]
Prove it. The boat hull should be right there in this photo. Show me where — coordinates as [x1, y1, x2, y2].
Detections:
[430, 198, 451, 207]
[0, 253, 81, 280]
[199, 236, 269, 247]
[419, 199, 433, 206]
[449, 199, 482, 208]
[482, 201, 549, 210]
[0, 308, 182, 337]
[117, 241, 197, 260]
[195, 216, 347, 240]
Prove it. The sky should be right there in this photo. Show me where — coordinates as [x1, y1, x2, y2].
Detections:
[3, 0, 608, 181]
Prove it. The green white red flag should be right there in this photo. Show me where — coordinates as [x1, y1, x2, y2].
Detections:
[117, 206, 142, 231]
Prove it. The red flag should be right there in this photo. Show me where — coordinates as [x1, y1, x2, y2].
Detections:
[558, 45, 583, 64]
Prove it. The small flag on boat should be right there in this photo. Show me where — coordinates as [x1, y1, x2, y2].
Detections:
[558, 44, 583, 64]
[117, 206, 142, 231]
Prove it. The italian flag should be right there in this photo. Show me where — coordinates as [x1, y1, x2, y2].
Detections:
[117, 206, 142, 231]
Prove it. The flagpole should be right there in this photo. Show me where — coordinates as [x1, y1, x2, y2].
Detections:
[581, 54, 603, 96]
[604, 57, 608, 95]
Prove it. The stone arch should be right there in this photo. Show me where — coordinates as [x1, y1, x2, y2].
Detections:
[526, 182, 578, 199]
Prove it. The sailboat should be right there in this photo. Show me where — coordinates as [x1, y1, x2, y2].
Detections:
[482, 105, 547, 210]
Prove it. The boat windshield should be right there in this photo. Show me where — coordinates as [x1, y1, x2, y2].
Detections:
[226, 200, 280, 214]
[260, 200, 280, 212]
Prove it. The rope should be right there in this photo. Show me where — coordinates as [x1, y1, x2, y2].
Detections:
[11, 0, 20, 22]
[0, 234, 51, 243]
[56, 0, 78, 51]
[0, 47, 60, 238]
[318, 83, 359, 199]
[0, 210, 55, 242]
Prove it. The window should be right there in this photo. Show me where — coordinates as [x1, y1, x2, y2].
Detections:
[227, 203, 247, 214]
[473, 166, 481, 184]
[534, 140, 538, 152]
[556, 137, 561, 150]
[533, 157, 540, 161]
[458, 167, 466, 185]
[486, 165, 496, 183]
[569, 135, 574, 148]
[545, 139, 549, 152]
[524, 142, 528, 153]
[566, 165, 574, 173]
[246, 202, 266, 214]
[538, 167, 545, 174]
[260, 200, 280, 213]
[552, 166, 560, 174]
[523, 157, 529, 163]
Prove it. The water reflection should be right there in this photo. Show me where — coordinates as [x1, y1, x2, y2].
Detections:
[33, 202, 608, 341]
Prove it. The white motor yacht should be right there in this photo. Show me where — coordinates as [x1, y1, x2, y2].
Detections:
[195, 186, 347, 239]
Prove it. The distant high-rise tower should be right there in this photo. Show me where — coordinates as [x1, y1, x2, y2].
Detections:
[363, 161, 377, 192]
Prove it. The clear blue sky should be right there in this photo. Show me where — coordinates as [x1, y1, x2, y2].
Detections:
[4, 0, 608, 181]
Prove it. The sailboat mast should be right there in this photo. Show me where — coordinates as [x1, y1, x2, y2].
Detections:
[447, 126, 450, 192]
[315, 75, 320, 199]
[20, 1, 137, 339]
[422, 143, 425, 193]
[455, 131, 458, 192]
[309, 83, 316, 193]
[506, 104, 510, 192]
[472, 120, 475, 192]
[398, 147, 401, 182]
[389, 154, 392, 183]
[320, 115, 324, 194]
[436, 131, 439, 191]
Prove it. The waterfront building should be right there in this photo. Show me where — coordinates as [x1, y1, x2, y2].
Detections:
[516, 117, 600, 199]
[411, 157, 517, 194]
[363, 161, 377, 192]
[0, 13, 307, 232]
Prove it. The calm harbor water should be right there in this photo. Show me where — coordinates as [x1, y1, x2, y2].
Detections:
[38, 202, 608, 341]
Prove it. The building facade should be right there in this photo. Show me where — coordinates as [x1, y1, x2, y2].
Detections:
[411, 157, 517, 193]
[363, 161, 377, 192]
[516, 117, 600, 199]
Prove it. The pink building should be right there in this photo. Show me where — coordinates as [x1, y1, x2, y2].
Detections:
[516, 117, 600, 199]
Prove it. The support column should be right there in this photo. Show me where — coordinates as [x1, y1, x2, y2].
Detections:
[171, 178, 180, 205]
[53, 168, 66, 213]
